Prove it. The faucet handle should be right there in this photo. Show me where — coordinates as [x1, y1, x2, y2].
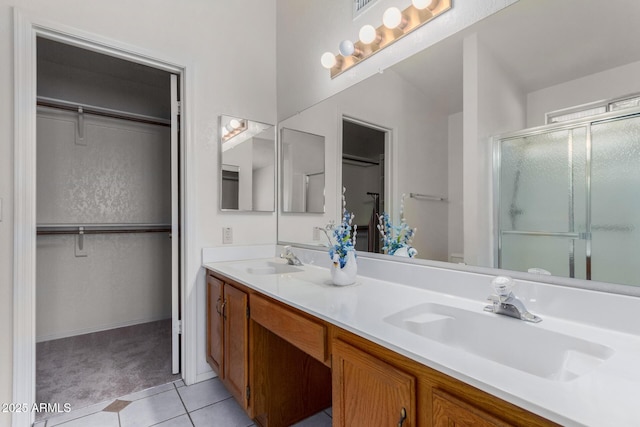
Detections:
[491, 276, 514, 297]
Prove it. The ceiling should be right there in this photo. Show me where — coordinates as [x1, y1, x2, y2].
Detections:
[391, 0, 640, 115]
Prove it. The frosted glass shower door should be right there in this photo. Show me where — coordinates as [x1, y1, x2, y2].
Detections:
[591, 115, 640, 286]
[498, 127, 587, 278]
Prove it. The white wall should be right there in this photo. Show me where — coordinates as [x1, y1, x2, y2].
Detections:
[1, 1, 277, 421]
[447, 111, 463, 259]
[463, 33, 526, 267]
[276, 0, 519, 120]
[37, 233, 172, 340]
[526, 59, 640, 128]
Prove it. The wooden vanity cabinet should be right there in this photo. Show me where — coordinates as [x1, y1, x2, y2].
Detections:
[206, 273, 249, 411]
[332, 338, 416, 427]
[330, 327, 556, 427]
[205, 268, 556, 427]
[432, 389, 511, 427]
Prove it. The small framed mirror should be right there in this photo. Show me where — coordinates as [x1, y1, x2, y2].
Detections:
[280, 128, 325, 213]
[219, 115, 275, 212]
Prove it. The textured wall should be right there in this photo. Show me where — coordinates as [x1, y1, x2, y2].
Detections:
[36, 108, 172, 340]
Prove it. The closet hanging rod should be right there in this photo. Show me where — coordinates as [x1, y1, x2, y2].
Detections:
[409, 193, 448, 202]
[37, 96, 171, 127]
[342, 154, 379, 166]
[36, 223, 172, 236]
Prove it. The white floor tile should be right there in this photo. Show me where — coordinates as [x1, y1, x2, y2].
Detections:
[190, 398, 252, 427]
[119, 389, 186, 427]
[53, 411, 119, 427]
[174, 380, 186, 389]
[152, 414, 194, 427]
[177, 378, 231, 412]
[46, 399, 112, 426]
[291, 411, 333, 427]
[323, 407, 332, 417]
[120, 382, 176, 402]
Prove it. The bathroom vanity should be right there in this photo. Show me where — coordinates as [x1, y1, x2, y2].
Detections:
[205, 266, 553, 427]
[203, 246, 640, 426]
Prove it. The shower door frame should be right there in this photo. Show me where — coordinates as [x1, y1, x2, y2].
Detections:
[493, 105, 640, 280]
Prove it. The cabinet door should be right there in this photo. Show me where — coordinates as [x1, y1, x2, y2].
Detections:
[223, 283, 249, 410]
[433, 389, 512, 427]
[332, 339, 415, 427]
[206, 275, 224, 376]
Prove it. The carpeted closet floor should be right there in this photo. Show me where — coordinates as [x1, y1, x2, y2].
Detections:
[36, 319, 181, 419]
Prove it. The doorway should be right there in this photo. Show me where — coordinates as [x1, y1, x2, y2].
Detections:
[342, 118, 388, 253]
[34, 38, 181, 417]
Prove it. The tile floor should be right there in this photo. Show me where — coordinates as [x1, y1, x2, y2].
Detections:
[33, 378, 332, 427]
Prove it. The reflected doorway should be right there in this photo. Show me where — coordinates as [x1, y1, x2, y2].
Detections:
[342, 118, 387, 253]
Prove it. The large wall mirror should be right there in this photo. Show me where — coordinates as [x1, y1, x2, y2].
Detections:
[220, 115, 275, 212]
[277, 0, 640, 289]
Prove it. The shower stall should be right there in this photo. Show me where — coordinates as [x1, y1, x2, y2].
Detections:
[495, 107, 640, 287]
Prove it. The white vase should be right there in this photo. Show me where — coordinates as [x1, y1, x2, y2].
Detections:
[330, 251, 357, 286]
[392, 246, 417, 258]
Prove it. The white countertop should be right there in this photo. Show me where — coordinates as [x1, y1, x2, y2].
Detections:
[203, 254, 640, 427]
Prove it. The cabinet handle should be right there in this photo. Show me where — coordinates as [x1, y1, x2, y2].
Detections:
[222, 299, 228, 320]
[397, 407, 407, 427]
[216, 297, 222, 316]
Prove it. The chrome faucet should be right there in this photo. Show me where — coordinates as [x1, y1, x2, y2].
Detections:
[280, 246, 303, 266]
[484, 276, 541, 323]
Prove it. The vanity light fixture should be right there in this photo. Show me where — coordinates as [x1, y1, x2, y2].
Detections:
[412, 0, 436, 10]
[338, 40, 362, 58]
[382, 7, 406, 30]
[358, 24, 381, 45]
[221, 117, 248, 143]
[321, 0, 451, 78]
[321, 51, 338, 69]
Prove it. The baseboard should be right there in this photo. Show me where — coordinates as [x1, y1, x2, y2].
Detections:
[36, 315, 172, 343]
[194, 371, 217, 385]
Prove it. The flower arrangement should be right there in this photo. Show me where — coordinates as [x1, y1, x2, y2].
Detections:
[328, 188, 357, 268]
[377, 194, 418, 257]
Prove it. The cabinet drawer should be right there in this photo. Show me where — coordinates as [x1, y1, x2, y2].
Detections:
[251, 294, 327, 363]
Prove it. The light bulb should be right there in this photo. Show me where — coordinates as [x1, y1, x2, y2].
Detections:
[411, 0, 431, 10]
[383, 7, 403, 29]
[229, 119, 241, 130]
[359, 24, 378, 44]
[338, 40, 355, 57]
[321, 52, 337, 69]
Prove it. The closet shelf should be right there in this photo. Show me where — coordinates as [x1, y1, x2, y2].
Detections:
[37, 96, 171, 127]
[37, 223, 172, 235]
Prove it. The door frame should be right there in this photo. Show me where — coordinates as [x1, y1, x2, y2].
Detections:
[339, 114, 396, 223]
[13, 10, 196, 427]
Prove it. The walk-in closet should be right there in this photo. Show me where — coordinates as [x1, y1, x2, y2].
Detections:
[35, 38, 180, 417]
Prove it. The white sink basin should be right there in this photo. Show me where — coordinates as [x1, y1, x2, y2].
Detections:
[384, 303, 614, 381]
[238, 260, 303, 275]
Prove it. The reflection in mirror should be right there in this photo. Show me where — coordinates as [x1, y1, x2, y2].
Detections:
[277, 0, 640, 289]
[281, 128, 325, 213]
[342, 118, 387, 253]
[219, 115, 275, 212]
